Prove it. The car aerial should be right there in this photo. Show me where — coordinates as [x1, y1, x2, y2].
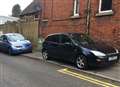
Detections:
[42, 33, 120, 69]
[0, 33, 32, 55]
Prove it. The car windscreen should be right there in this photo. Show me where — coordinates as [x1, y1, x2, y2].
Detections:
[7, 34, 25, 42]
[70, 34, 94, 45]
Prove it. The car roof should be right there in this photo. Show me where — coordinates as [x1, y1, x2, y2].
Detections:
[46, 32, 84, 38]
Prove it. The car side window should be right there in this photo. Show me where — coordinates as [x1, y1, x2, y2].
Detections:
[46, 35, 60, 43]
[0, 35, 4, 41]
[2, 35, 7, 41]
[61, 35, 72, 44]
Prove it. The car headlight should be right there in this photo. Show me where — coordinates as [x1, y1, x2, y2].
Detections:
[91, 50, 106, 58]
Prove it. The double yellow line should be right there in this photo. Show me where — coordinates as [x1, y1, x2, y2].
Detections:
[58, 68, 119, 87]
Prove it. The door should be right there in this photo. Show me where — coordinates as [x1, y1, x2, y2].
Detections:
[59, 35, 77, 61]
[0, 35, 9, 52]
[0, 35, 3, 51]
[46, 35, 60, 58]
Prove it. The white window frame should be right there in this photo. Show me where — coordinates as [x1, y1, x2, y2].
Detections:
[98, 0, 113, 14]
[73, 0, 79, 16]
[34, 14, 39, 21]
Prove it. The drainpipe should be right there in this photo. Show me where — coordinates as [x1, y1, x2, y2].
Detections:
[86, 0, 91, 35]
[38, 11, 42, 38]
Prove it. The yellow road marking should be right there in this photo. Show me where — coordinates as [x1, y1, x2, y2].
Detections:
[58, 68, 119, 87]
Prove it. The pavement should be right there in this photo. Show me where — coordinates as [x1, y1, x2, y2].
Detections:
[22, 52, 42, 60]
[21, 52, 120, 83]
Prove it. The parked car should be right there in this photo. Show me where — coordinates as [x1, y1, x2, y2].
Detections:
[0, 33, 32, 55]
[42, 33, 119, 69]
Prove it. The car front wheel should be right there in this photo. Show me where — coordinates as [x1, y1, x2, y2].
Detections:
[75, 55, 88, 69]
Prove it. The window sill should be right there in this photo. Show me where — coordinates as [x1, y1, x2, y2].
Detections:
[70, 14, 80, 19]
[41, 19, 48, 22]
[96, 11, 114, 17]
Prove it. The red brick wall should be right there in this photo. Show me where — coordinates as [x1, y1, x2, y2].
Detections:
[38, 0, 120, 49]
[40, 0, 87, 37]
[90, 0, 120, 49]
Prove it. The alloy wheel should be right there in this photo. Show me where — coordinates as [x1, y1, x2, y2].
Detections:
[76, 55, 87, 69]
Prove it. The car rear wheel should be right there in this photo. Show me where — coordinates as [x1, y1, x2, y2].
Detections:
[42, 50, 49, 60]
[75, 55, 88, 69]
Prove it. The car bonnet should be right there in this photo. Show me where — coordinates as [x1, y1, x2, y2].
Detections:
[10, 40, 31, 46]
[81, 41, 116, 54]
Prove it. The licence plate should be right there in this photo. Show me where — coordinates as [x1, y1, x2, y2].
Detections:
[109, 56, 117, 61]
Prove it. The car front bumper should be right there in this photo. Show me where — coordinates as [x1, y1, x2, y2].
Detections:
[11, 45, 32, 54]
[88, 53, 120, 67]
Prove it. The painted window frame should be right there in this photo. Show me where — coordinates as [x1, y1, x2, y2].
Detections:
[34, 14, 39, 21]
[73, 0, 79, 16]
[98, 0, 113, 13]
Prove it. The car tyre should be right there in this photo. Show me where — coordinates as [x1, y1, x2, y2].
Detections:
[29, 50, 32, 53]
[8, 48, 13, 55]
[42, 50, 49, 60]
[75, 55, 88, 69]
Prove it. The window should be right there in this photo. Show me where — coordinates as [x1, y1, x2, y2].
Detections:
[7, 34, 25, 42]
[46, 35, 60, 43]
[0, 35, 7, 41]
[3, 36, 7, 41]
[73, 0, 79, 16]
[34, 14, 39, 21]
[99, 0, 112, 13]
[61, 35, 72, 44]
[35, 15, 39, 19]
[0, 36, 3, 41]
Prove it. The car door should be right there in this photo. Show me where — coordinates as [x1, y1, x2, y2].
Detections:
[0, 35, 9, 52]
[59, 35, 77, 61]
[45, 35, 60, 58]
[0, 35, 4, 51]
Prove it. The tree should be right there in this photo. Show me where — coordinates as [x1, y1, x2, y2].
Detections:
[12, 4, 21, 17]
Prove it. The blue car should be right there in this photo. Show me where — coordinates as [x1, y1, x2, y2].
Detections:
[0, 33, 32, 55]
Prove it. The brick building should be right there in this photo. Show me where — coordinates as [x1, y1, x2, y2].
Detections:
[29, 0, 120, 49]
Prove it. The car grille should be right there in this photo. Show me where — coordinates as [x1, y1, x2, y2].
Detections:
[105, 52, 119, 62]
[106, 52, 119, 57]
[24, 44, 31, 47]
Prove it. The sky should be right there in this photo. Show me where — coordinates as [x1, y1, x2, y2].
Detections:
[0, 0, 33, 16]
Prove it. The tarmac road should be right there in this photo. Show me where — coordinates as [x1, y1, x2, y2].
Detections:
[0, 53, 120, 87]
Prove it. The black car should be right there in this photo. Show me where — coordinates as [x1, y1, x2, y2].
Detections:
[42, 33, 119, 69]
